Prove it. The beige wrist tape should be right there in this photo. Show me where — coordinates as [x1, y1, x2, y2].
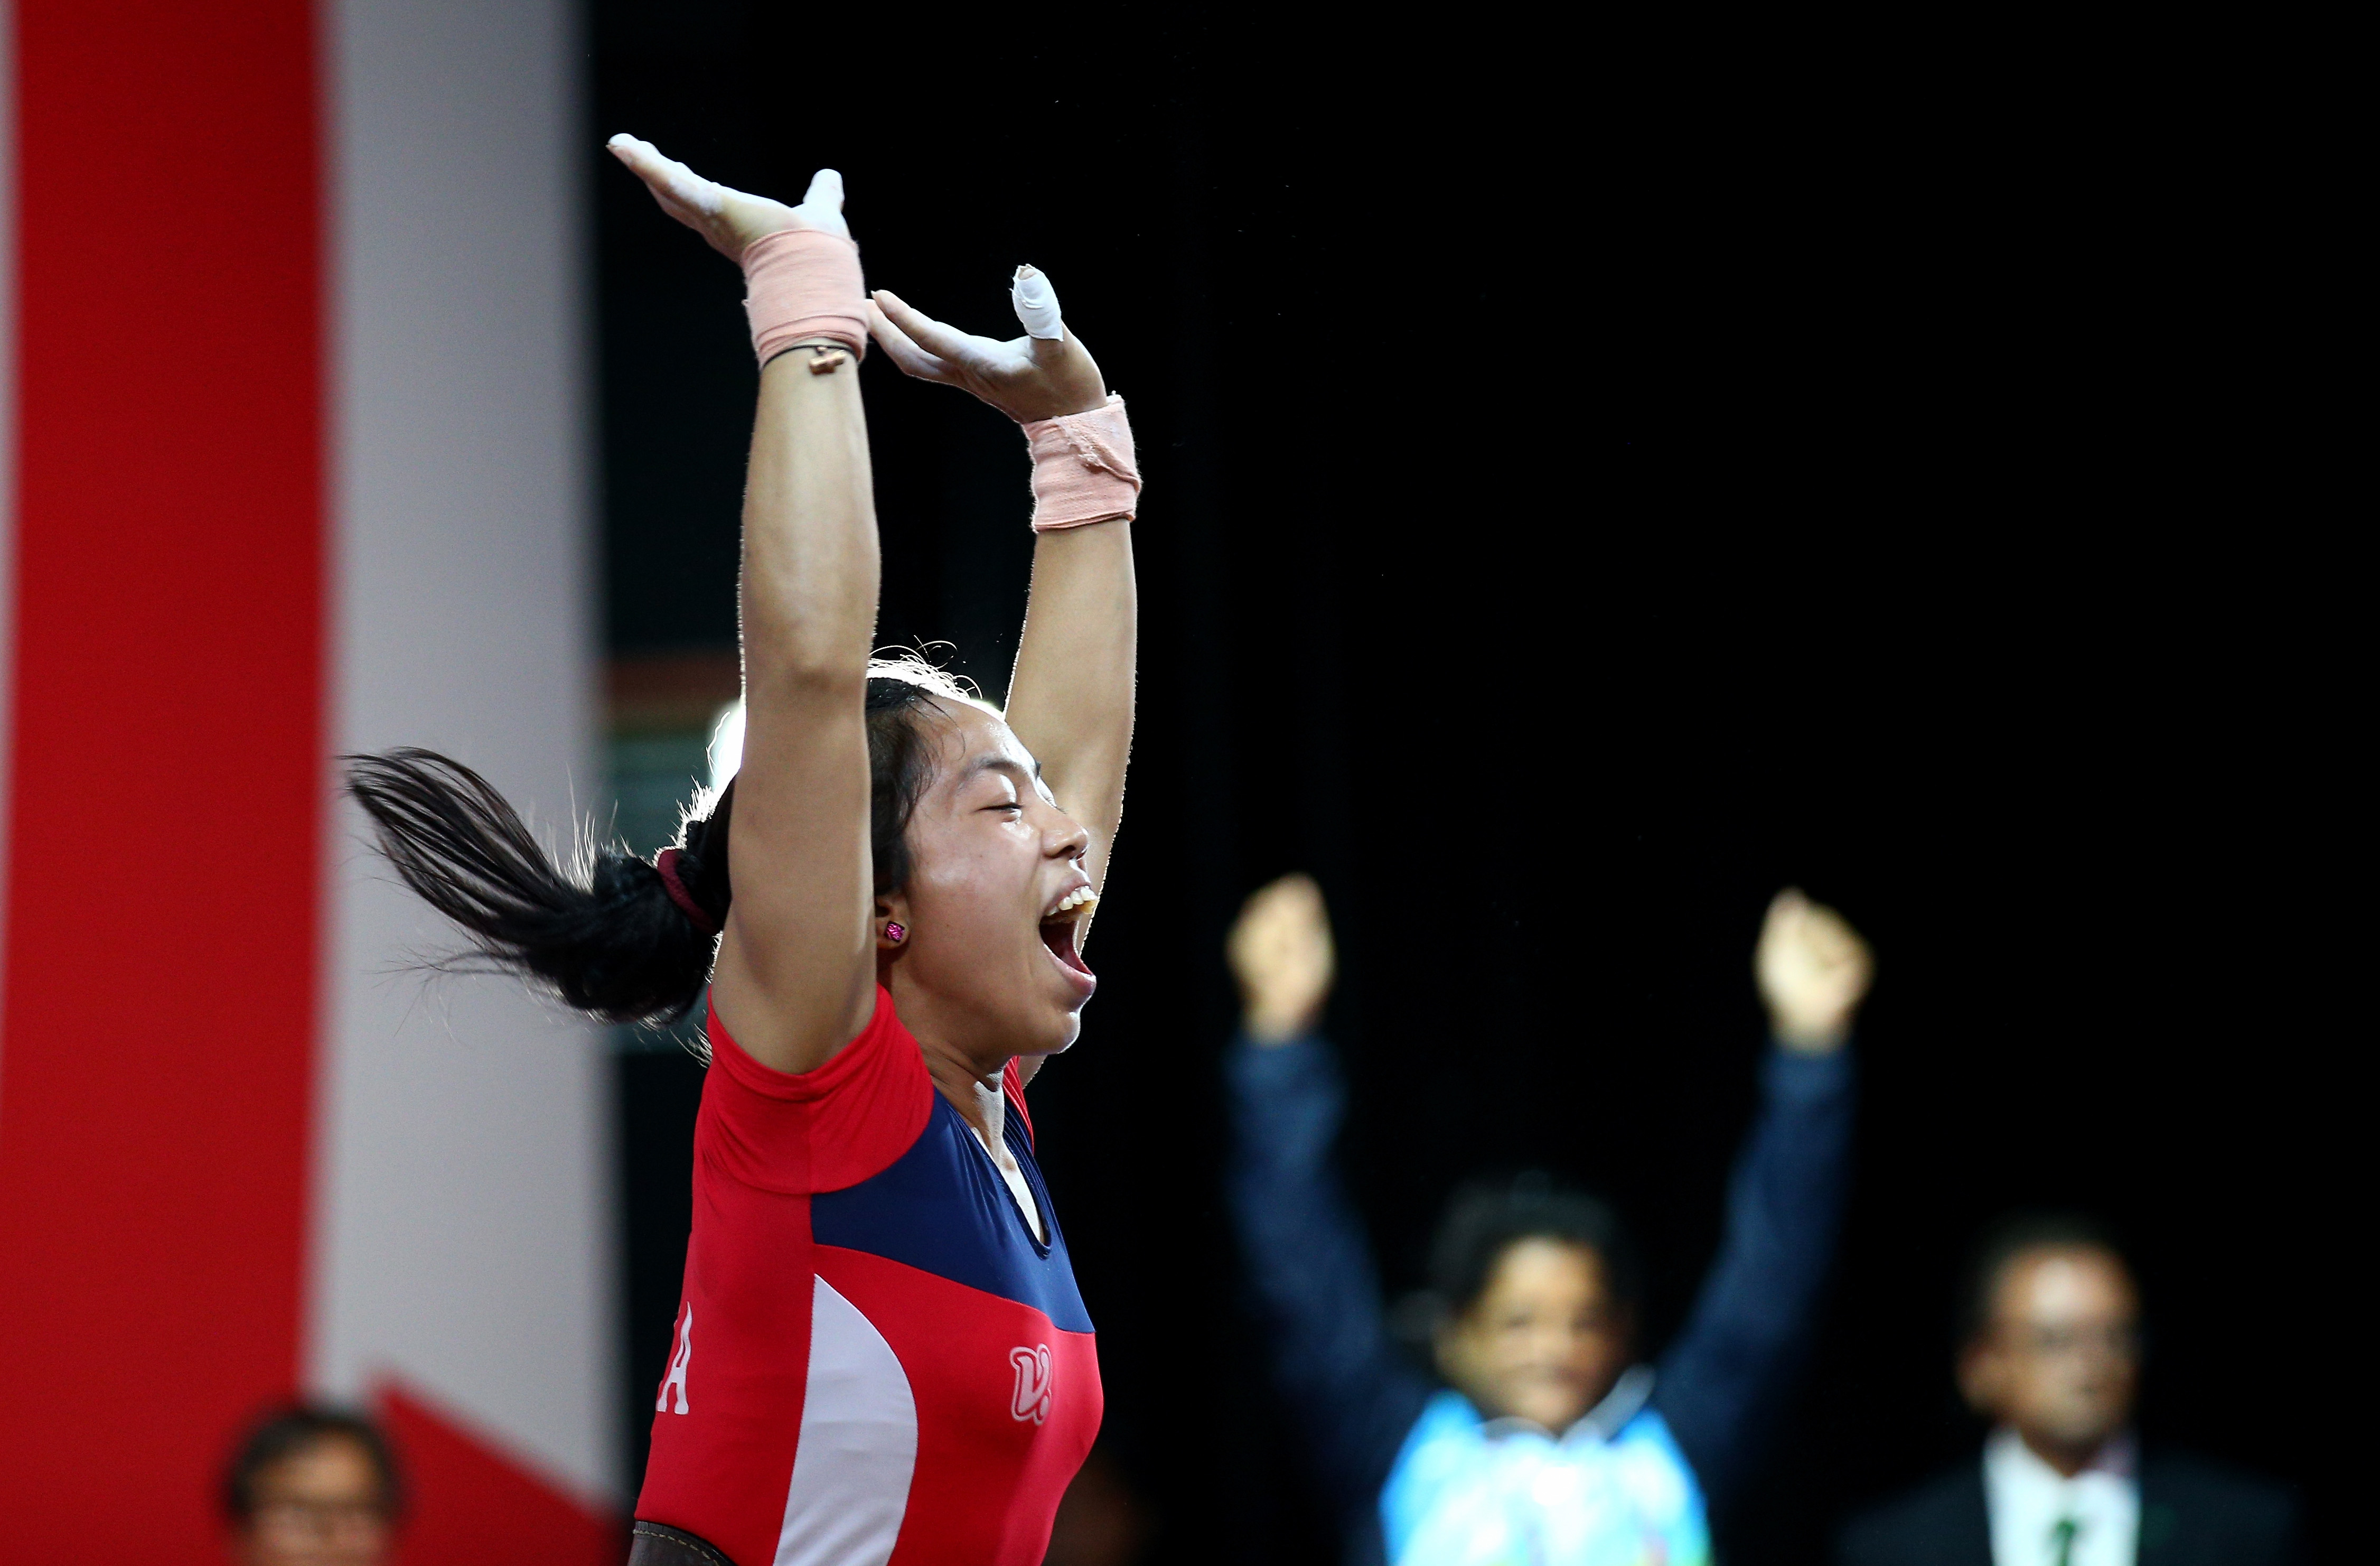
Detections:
[741, 228, 868, 365]
[1022, 395, 1139, 532]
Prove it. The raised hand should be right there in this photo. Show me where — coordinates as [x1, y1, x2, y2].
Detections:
[1755, 888, 1874, 1055]
[1229, 874, 1338, 1046]
[605, 134, 848, 258]
[869, 271, 1109, 424]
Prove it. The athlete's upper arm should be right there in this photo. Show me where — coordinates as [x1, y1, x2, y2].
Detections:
[708, 668, 879, 1075]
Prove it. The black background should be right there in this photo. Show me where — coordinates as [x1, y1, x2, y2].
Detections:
[596, 10, 2348, 1560]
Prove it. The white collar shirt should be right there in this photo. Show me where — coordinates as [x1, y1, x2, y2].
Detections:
[1983, 1425, 2139, 1566]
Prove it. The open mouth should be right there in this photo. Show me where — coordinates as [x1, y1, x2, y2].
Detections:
[1038, 887, 1098, 981]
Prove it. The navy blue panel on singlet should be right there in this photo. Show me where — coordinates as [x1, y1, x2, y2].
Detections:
[810, 1094, 1095, 1334]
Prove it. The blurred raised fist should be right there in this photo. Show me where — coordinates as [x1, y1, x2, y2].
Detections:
[1228, 873, 1337, 1046]
[1755, 889, 1873, 1055]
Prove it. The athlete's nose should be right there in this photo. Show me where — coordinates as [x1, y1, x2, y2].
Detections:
[1047, 812, 1091, 863]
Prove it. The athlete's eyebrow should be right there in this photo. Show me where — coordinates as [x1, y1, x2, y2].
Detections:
[965, 754, 1040, 785]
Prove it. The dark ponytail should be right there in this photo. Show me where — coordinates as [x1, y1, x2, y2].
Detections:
[344, 748, 730, 1022]
[344, 654, 981, 1028]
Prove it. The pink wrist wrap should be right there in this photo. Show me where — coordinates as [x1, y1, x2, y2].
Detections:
[741, 228, 868, 366]
[1022, 395, 1139, 532]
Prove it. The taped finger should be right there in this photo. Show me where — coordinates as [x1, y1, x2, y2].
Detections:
[1011, 266, 1064, 340]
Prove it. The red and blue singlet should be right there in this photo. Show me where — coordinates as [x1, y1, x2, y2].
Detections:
[635, 988, 1101, 1565]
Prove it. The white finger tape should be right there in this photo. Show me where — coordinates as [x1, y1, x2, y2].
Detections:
[1011, 266, 1064, 339]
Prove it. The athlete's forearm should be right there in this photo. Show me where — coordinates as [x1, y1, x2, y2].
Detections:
[864, 272, 1134, 900]
[738, 351, 878, 698]
[1004, 520, 1136, 891]
[603, 144, 879, 699]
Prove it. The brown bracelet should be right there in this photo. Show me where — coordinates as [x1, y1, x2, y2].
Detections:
[758, 338, 857, 374]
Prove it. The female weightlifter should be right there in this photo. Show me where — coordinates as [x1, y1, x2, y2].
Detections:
[347, 137, 1139, 1566]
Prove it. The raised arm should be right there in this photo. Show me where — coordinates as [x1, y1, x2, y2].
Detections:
[867, 275, 1135, 891]
[608, 138, 880, 1073]
[1223, 877, 1434, 1523]
[1655, 889, 1871, 1512]
[1003, 520, 1134, 889]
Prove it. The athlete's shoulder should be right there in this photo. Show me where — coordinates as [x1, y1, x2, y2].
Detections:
[706, 985, 919, 1097]
[698, 987, 934, 1194]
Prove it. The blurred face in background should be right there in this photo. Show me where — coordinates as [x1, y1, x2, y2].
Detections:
[235, 1434, 392, 1566]
[1960, 1244, 2141, 1470]
[1436, 1238, 1633, 1432]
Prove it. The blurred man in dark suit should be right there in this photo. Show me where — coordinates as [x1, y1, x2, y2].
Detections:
[1837, 1217, 2299, 1566]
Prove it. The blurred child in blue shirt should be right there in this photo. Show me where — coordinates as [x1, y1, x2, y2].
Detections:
[1224, 879, 1871, 1565]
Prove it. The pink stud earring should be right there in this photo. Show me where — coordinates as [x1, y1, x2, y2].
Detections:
[884, 922, 906, 945]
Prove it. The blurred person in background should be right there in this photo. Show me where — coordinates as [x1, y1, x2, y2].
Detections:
[1224, 877, 1871, 1564]
[1836, 1217, 2301, 1566]
[350, 137, 1139, 1565]
[222, 1406, 398, 1566]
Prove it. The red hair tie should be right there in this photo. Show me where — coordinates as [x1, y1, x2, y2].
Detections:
[654, 847, 718, 936]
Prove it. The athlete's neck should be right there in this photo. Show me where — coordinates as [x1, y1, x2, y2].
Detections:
[920, 1043, 1046, 1243]
[923, 1047, 1009, 1150]
[883, 976, 1045, 1236]
[885, 974, 1018, 1146]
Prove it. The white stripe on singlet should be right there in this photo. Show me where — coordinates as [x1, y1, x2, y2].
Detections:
[775, 1275, 919, 1566]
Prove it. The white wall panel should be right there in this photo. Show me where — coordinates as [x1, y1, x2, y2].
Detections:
[315, 0, 612, 1501]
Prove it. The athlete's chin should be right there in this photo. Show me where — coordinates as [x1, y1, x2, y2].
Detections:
[1032, 1000, 1088, 1056]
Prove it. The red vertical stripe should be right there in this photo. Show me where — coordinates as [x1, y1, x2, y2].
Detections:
[0, 3, 324, 1559]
